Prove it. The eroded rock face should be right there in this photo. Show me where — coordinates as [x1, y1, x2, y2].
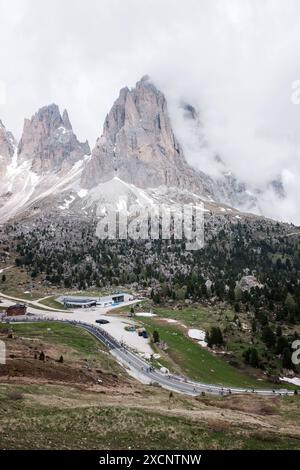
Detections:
[18, 104, 90, 174]
[81, 76, 216, 196]
[238, 275, 264, 292]
[0, 120, 16, 177]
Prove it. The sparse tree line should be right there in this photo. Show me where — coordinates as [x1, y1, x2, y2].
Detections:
[9, 218, 300, 324]
[2, 215, 299, 375]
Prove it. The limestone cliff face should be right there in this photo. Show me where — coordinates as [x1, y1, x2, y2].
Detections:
[0, 120, 16, 177]
[81, 76, 216, 196]
[18, 104, 90, 174]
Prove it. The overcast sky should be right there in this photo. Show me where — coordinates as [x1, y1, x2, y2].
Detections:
[0, 0, 300, 223]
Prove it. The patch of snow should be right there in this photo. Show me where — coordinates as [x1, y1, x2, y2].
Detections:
[0, 265, 13, 274]
[59, 195, 76, 210]
[188, 328, 206, 341]
[77, 188, 88, 198]
[57, 126, 68, 135]
[87, 177, 155, 214]
[198, 340, 208, 348]
[0, 152, 90, 225]
[117, 196, 128, 212]
[135, 312, 157, 317]
[140, 352, 152, 360]
[114, 177, 154, 206]
[166, 319, 178, 323]
[0, 153, 42, 224]
[280, 377, 300, 387]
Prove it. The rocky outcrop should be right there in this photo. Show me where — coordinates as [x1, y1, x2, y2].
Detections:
[18, 104, 90, 174]
[80, 76, 262, 211]
[0, 120, 16, 177]
[0, 76, 287, 225]
[238, 275, 264, 292]
[81, 76, 217, 196]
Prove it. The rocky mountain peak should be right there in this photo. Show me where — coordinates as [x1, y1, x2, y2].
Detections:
[0, 119, 16, 176]
[139, 74, 151, 82]
[62, 109, 72, 130]
[81, 76, 214, 194]
[18, 104, 90, 174]
[36, 104, 63, 130]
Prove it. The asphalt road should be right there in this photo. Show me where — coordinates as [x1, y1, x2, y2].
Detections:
[77, 321, 296, 397]
[2, 317, 296, 397]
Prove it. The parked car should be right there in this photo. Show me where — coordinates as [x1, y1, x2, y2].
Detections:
[95, 319, 110, 324]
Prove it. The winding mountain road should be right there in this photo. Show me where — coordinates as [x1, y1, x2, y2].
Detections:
[1, 314, 297, 397]
[78, 322, 295, 397]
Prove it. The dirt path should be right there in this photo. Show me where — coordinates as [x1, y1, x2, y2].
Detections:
[0, 292, 67, 313]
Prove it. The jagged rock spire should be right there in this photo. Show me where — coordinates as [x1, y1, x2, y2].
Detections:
[62, 109, 72, 130]
[0, 119, 16, 176]
[18, 104, 90, 174]
[81, 76, 216, 196]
